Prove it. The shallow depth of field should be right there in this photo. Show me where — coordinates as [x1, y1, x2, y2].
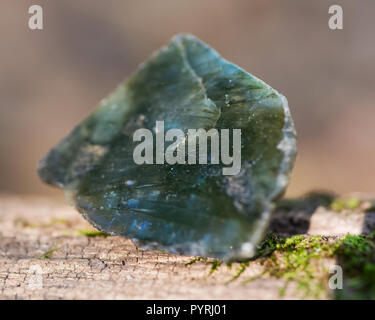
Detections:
[1, 0, 375, 198]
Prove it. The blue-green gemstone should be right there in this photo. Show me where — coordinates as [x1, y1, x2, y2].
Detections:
[38, 34, 297, 261]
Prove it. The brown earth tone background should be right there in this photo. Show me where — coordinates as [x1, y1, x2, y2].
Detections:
[1, 0, 375, 198]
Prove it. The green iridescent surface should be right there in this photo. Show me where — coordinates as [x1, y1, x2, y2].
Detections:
[38, 34, 297, 261]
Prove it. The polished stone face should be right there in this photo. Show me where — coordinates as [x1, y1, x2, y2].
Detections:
[38, 34, 297, 261]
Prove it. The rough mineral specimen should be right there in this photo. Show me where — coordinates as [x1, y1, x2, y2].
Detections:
[38, 34, 297, 261]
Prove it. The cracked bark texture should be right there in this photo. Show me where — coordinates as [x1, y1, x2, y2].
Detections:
[0, 194, 374, 300]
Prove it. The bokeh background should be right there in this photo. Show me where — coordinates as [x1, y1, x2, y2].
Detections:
[1, 0, 374, 198]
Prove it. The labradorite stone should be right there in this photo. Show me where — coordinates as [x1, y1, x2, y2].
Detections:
[38, 34, 297, 261]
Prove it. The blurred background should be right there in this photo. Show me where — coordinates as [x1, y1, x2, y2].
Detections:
[1, 0, 374, 199]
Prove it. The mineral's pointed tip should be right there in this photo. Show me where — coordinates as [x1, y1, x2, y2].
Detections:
[38, 34, 297, 261]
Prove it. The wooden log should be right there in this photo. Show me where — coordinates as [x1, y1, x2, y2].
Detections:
[0, 193, 374, 299]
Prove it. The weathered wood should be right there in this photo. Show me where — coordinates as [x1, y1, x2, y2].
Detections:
[0, 194, 374, 299]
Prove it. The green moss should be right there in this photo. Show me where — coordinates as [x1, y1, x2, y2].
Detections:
[40, 247, 59, 259]
[248, 234, 336, 298]
[238, 233, 375, 299]
[43, 218, 71, 227]
[184, 233, 334, 298]
[14, 218, 73, 229]
[185, 256, 207, 266]
[207, 259, 223, 274]
[330, 197, 361, 212]
[183, 228, 375, 299]
[277, 192, 363, 213]
[227, 262, 249, 284]
[14, 218, 36, 228]
[157, 250, 168, 254]
[77, 229, 109, 237]
[335, 233, 375, 299]
[184, 257, 222, 274]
